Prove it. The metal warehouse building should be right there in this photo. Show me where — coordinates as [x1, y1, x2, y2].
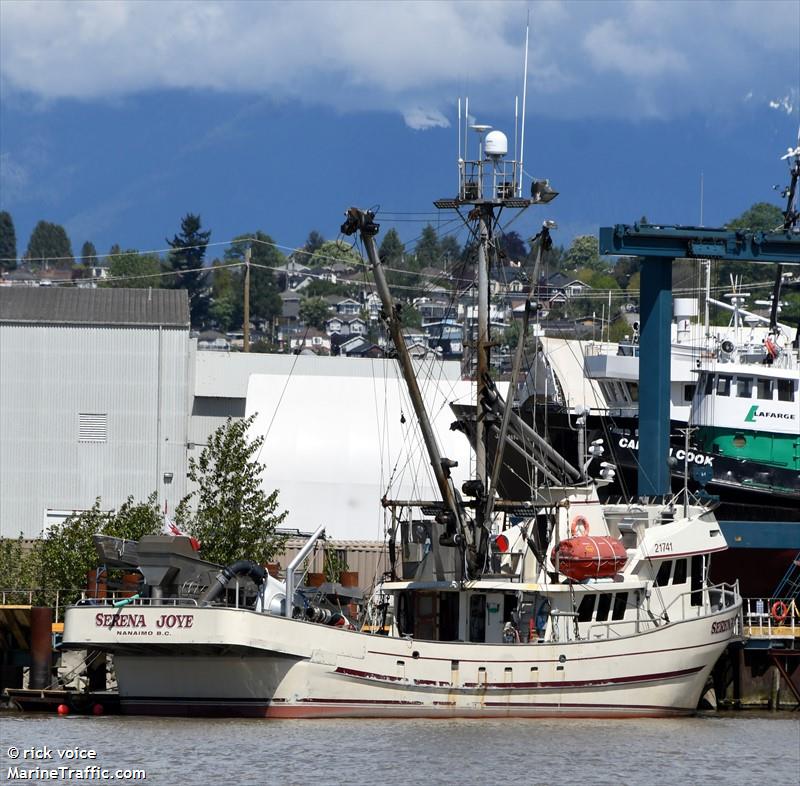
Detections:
[0, 287, 191, 538]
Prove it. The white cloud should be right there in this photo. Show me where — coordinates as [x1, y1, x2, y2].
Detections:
[0, 1, 797, 122]
[769, 95, 795, 115]
[583, 20, 687, 79]
[402, 108, 450, 131]
[0, 153, 29, 201]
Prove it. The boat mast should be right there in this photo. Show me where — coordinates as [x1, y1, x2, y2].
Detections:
[433, 106, 557, 543]
[475, 206, 490, 493]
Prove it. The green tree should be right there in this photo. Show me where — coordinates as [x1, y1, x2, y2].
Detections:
[612, 256, 641, 288]
[209, 260, 238, 331]
[0, 211, 17, 271]
[299, 296, 331, 329]
[80, 241, 98, 267]
[577, 268, 620, 291]
[414, 224, 441, 269]
[379, 227, 404, 266]
[104, 250, 162, 288]
[380, 228, 413, 289]
[175, 415, 288, 566]
[503, 318, 521, 348]
[726, 202, 783, 232]
[439, 235, 462, 270]
[563, 235, 604, 272]
[302, 279, 356, 299]
[26, 220, 73, 269]
[498, 230, 526, 264]
[400, 303, 422, 329]
[720, 202, 785, 288]
[295, 229, 326, 266]
[308, 239, 362, 269]
[166, 213, 211, 327]
[781, 290, 800, 323]
[36, 496, 162, 600]
[0, 534, 39, 596]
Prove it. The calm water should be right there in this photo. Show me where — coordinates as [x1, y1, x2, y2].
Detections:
[1, 712, 797, 786]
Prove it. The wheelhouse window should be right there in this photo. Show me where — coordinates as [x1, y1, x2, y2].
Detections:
[736, 377, 753, 398]
[672, 559, 688, 585]
[778, 379, 795, 402]
[716, 375, 731, 396]
[705, 374, 715, 394]
[612, 592, 628, 621]
[596, 593, 612, 622]
[690, 555, 704, 607]
[577, 594, 596, 622]
[684, 384, 696, 402]
[757, 378, 773, 400]
[655, 561, 672, 587]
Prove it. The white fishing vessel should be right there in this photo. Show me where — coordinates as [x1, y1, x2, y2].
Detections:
[62, 97, 742, 718]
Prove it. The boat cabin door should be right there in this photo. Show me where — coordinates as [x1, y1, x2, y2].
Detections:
[468, 593, 507, 643]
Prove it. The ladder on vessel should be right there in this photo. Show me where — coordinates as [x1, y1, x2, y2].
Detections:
[773, 551, 800, 601]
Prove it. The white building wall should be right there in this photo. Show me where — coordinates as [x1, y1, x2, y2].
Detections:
[244, 357, 480, 540]
[0, 324, 189, 538]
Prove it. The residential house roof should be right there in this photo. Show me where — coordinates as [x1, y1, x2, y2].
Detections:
[546, 272, 590, 289]
[0, 286, 190, 327]
[1, 269, 39, 283]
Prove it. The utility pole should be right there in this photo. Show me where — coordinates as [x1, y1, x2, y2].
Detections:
[243, 245, 251, 353]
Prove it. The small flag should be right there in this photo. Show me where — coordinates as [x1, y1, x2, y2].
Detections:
[162, 505, 201, 551]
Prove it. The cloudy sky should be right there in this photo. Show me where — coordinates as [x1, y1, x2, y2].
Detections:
[1, 0, 798, 260]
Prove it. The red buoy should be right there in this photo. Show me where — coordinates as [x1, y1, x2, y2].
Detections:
[552, 536, 628, 581]
[92, 703, 104, 716]
[57, 704, 70, 716]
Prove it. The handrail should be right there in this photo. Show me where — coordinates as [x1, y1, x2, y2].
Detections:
[75, 597, 200, 608]
[285, 524, 326, 618]
[585, 583, 742, 641]
[743, 596, 799, 639]
[0, 588, 206, 622]
[657, 581, 740, 619]
[588, 617, 659, 639]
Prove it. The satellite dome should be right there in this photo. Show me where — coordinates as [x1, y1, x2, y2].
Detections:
[484, 130, 508, 158]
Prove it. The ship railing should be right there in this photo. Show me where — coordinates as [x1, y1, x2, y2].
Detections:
[1, 587, 93, 624]
[587, 616, 660, 640]
[660, 581, 740, 617]
[1, 587, 208, 625]
[743, 597, 799, 640]
[586, 582, 741, 641]
[583, 340, 622, 357]
[74, 595, 200, 607]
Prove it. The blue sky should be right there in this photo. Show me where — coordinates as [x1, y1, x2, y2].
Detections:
[1, 0, 798, 262]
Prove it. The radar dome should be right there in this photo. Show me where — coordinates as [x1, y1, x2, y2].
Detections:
[484, 130, 508, 158]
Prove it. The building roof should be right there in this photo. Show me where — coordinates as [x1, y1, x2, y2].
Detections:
[0, 287, 190, 327]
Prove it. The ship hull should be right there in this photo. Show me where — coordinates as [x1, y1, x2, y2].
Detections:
[63, 603, 740, 719]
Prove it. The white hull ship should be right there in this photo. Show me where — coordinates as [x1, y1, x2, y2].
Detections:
[62, 97, 742, 719]
[64, 495, 740, 718]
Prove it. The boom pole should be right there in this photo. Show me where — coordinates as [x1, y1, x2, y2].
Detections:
[341, 208, 474, 559]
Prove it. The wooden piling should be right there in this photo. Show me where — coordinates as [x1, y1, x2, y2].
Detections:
[29, 607, 53, 690]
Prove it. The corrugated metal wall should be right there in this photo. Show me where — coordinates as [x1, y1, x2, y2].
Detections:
[275, 539, 390, 590]
[0, 324, 190, 538]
